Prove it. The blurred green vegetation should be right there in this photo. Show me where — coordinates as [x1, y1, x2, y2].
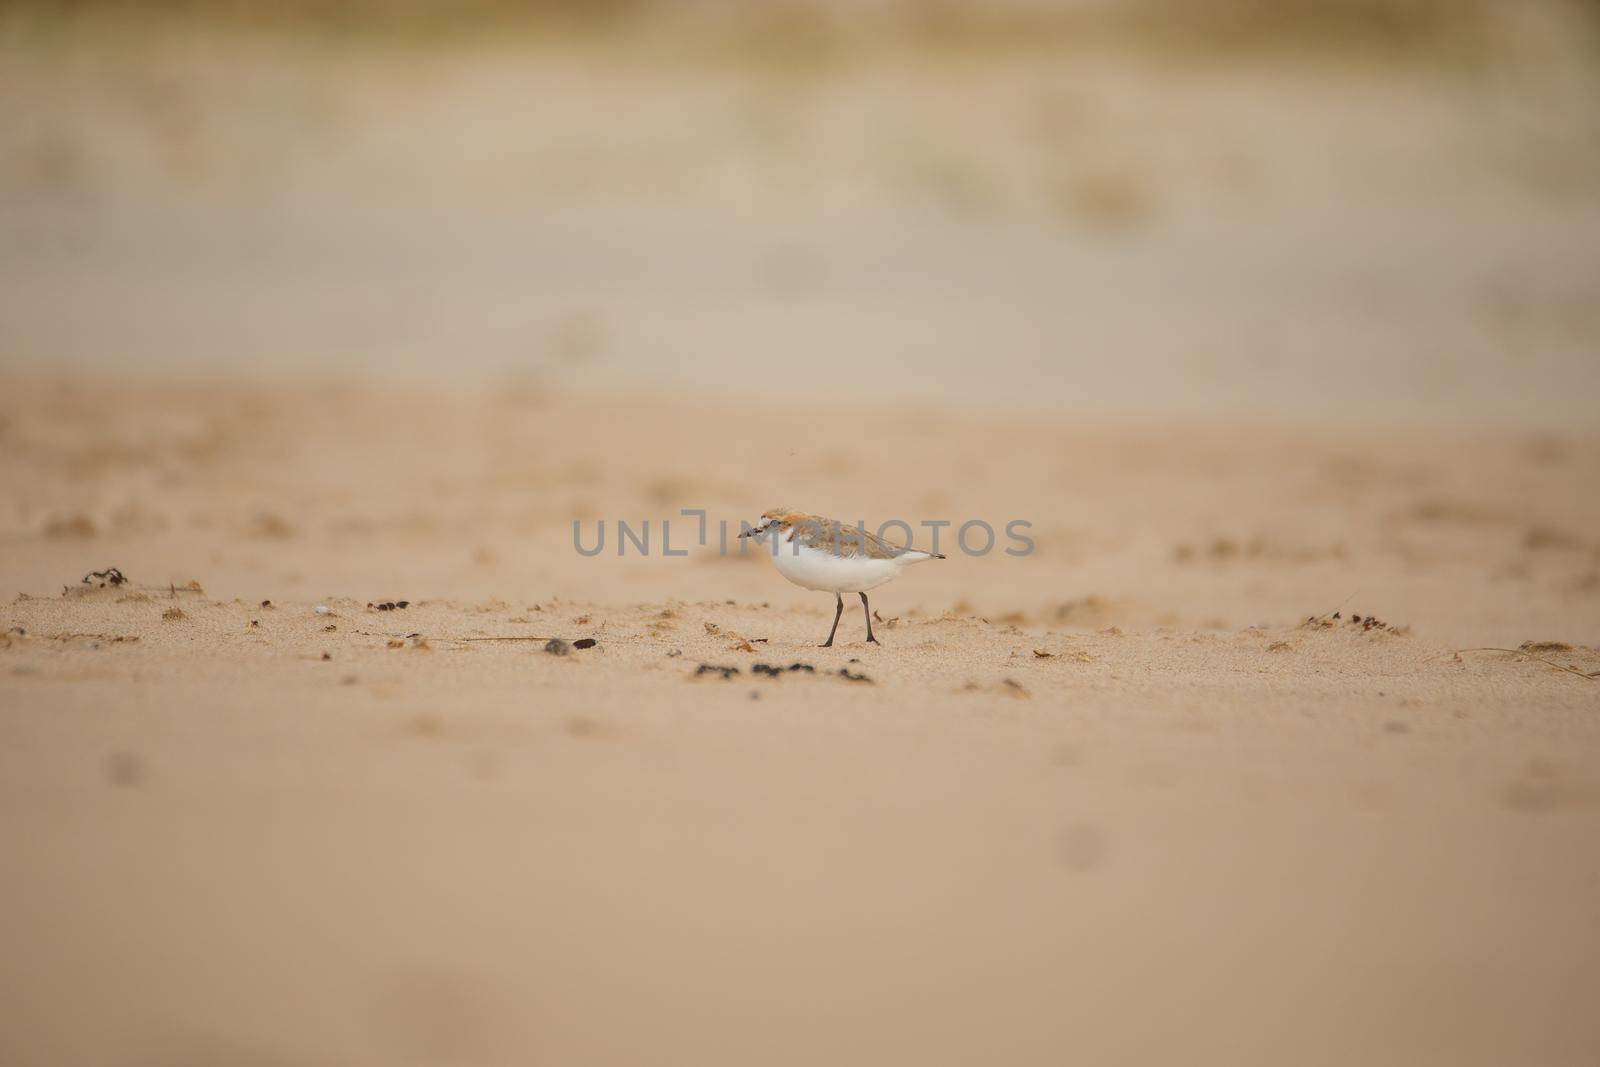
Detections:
[6, 0, 1592, 68]
[2, 0, 646, 42]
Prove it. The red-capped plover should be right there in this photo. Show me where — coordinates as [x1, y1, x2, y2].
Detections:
[741, 507, 945, 647]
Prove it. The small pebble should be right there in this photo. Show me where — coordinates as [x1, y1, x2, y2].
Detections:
[544, 638, 573, 656]
[315, 605, 331, 615]
[573, 638, 597, 650]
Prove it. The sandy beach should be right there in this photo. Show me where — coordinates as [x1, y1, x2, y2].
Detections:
[2, 379, 1598, 1065]
[5, 1, 1600, 1062]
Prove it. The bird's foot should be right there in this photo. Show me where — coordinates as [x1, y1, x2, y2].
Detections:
[866, 635, 880, 645]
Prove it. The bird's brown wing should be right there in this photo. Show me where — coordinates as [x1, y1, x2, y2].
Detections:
[789, 516, 908, 560]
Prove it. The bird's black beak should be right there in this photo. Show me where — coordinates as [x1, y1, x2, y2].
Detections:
[738, 528, 754, 538]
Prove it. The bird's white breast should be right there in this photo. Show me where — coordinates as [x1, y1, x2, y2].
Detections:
[767, 532, 903, 593]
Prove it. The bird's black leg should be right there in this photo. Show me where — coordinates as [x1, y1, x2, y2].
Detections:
[821, 593, 844, 647]
[861, 592, 878, 644]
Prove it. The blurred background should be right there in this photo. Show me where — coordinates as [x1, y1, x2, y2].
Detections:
[4, 0, 1599, 424]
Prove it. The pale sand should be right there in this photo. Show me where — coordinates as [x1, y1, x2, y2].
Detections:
[2, 378, 1599, 1065]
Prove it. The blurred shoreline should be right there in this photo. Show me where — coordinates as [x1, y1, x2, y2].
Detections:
[5, 0, 1599, 426]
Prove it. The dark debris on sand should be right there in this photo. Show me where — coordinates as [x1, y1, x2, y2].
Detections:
[78, 567, 127, 590]
[752, 662, 817, 677]
[1304, 610, 1404, 633]
[706, 661, 866, 683]
[695, 663, 740, 679]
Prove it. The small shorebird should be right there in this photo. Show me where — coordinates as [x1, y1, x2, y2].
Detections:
[741, 507, 944, 646]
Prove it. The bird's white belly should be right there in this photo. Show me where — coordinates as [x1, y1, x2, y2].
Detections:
[769, 539, 901, 593]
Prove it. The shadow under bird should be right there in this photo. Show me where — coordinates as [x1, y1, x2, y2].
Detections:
[741, 507, 944, 647]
